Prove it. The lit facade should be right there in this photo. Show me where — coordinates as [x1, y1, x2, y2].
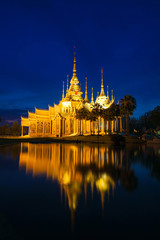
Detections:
[21, 52, 123, 137]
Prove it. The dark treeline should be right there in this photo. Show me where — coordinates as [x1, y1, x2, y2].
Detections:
[0, 121, 22, 136]
[130, 106, 160, 135]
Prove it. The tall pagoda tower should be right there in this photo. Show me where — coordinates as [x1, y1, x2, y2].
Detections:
[65, 51, 83, 102]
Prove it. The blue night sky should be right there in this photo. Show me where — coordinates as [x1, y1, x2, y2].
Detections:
[0, 0, 160, 120]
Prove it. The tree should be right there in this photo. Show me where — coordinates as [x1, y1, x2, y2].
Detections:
[150, 106, 160, 129]
[91, 103, 102, 135]
[86, 111, 97, 135]
[113, 103, 121, 133]
[101, 104, 116, 134]
[120, 95, 136, 134]
[101, 108, 110, 134]
[0, 124, 10, 135]
[11, 121, 21, 136]
[75, 107, 89, 135]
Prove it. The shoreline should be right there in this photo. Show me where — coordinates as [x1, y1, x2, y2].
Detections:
[0, 134, 145, 145]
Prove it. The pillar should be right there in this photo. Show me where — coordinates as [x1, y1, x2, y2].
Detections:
[89, 120, 91, 135]
[112, 120, 114, 133]
[85, 120, 87, 134]
[68, 118, 71, 135]
[50, 120, 52, 135]
[115, 119, 117, 132]
[83, 119, 85, 134]
[63, 119, 66, 135]
[43, 121, 44, 136]
[59, 119, 62, 137]
[107, 121, 109, 133]
[116, 117, 118, 132]
[102, 118, 105, 135]
[21, 126, 23, 137]
[120, 117, 122, 133]
[36, 121, 37, 136]
[92, 121, 94, 135]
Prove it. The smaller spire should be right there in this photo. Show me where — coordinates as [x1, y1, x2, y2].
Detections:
[84, 77, 89, 103]
[111, 89, 113, 101]
[107, 85, 109, 99]
[100, 67, 105, 96]
[62, 81, 64, 100]
[67, 75, 69, 93]
[73, 51, 77, 77]
[91, 88, 94, 105]
[85, 77, 87, 90]
[97, 91, 99, 97]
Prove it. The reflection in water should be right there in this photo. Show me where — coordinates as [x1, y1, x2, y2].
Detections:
[1, 143, 160, 239]
[19, 143, 138, 225]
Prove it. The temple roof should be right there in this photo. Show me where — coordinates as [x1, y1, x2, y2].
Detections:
[95, 69, 115, 108]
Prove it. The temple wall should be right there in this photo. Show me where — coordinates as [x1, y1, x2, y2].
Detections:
[21, 113, 124, 137]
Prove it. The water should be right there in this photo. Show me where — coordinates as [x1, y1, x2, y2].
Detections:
[0, 143, 160, 239]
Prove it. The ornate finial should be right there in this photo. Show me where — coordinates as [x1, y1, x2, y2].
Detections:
[85, 77, 87, 94]
[73, 51, 77, 76]
[67, 75, 69, 93]
[62, 81, 64, 100]
[111, 89, 113, 101]
[85, 77, 87, 89]
[107, 85, 109, 99]
[100, 67, 105, 96]
[101, 67, 103, 86]
[91, 87, 94, 104]
[84, 77, 89, 103]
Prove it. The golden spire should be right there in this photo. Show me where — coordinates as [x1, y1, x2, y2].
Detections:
[111, 89, 113, 101]
[107, 85, 109, 99]
[100, 67, 105, 96]
[73, 51, 77, 77]
[62, 81, 64, 100]
[67, 75, 69, 93]
[91, 87, 94, 104]
[69, 50, 83, 101]
[85, 77, 87, 94]
[84, 77, 89, 103]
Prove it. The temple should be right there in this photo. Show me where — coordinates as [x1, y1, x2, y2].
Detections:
[21, 52, 123, 137]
